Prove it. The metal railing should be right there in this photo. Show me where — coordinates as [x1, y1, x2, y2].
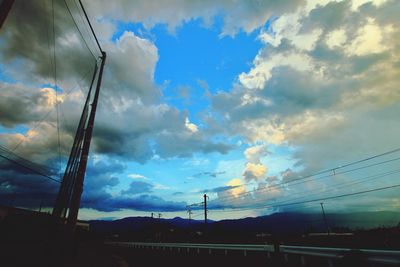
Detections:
[105, 241, 400, 266]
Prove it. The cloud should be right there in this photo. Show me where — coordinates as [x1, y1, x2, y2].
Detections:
[0, 145, 61, 209]
[127, 173, 148, 180]
[243, 162, 267, 182]
[205, 0, 400, 212]
[244, 144, 268, 164]
[204, 184, 242, 194]
[1, 0, 97, 86]
[223, 178, 246, 198]
[81, 158, 186, 212]
[82, 192, 186, 212]
[86, 0, 305, 37]
[193, 171, 226, 178]
[1, 1, 233, 167]
[2, 0, 400, 216]
[211, 0, 400, 150]
[242, 144, 269, 182]
[121, 180, 153, 195]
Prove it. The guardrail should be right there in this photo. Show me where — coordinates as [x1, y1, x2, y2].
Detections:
[105, 241, 275, 257]
[105, 241, 400, 266]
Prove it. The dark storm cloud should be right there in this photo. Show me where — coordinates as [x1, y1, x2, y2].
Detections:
[1, 0, 234, 166]
[1, 0, 97, 85]
[107, 194, 186, 212]
[0, 83, 42, 127]
[0, 166, 59, 208]
[121, 180, 153, 195]
[81, 192, 186, 212]
[79, 158, 186, 212]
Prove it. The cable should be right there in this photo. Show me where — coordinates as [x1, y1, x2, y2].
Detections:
[62, 0, 98, 60]
[208, 182, 400, 213]
[0, 153, 60, 183]
[210, 168, 400, 210]
[72, 0, 101, 55]
[185, 150, 400, 212]
[207, 155, 400, 204]
[0, 65, 95, 162]
[269, 168, 400, 207]
[51, 0, 62, 180]
[77, 0, 103, 53]
[0, 145, 55, 174]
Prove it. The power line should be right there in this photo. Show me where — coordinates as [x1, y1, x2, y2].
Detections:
[77, 0, 103, 53]
[271, 168, 400, 207]
[0, 66, 95, 163]
[0, 152, 60, 183]
[263, 170, 399, 210]
[72, 0, 101, 55]
[207, 153, 400, 204]
[62, 0, 98, 60]
[183, 149, 400, 211]
[0, 145, 54, 174]
[208, 168, 400, 210]
[51, 0, 62, 181]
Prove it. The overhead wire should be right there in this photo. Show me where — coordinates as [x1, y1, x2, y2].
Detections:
[182, 150, 400, 206]
[206, 151, 400, 204]
[0, 66, 95, 171]
[51, 0, 62, 180]
[72, 0, 102, 56]
[212, 157, 400, 205]
[208, 181, 400, 214]
[77, 0, 103, 53]
[185, 149, 400, 213]
[0, 145, 54, 174]
[208, 168, 400, 211]
[0, 151, 60, 183]
[62, 0, 98, 60]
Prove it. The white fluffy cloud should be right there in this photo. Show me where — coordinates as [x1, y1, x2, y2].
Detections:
[206, 0, 400, 212]
[85, 0, 305, 37]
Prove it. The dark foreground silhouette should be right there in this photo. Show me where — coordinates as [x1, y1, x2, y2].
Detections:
[1, 205, 400, 266]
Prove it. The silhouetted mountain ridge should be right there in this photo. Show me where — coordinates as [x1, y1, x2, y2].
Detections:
[90, 211, 400, 234]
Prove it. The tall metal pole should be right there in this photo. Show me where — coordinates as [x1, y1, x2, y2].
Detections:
[204, 194, 207, 225]
[320, 202, 330, 235]
[67, 52, 106, 232]
[0, 0, 15, 29]
[52, 62, 98, 219]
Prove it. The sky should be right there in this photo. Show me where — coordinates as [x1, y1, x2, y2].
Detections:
[0, 0, 400, 221]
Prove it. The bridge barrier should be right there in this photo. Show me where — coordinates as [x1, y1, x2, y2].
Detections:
[105, 241, 400, 266]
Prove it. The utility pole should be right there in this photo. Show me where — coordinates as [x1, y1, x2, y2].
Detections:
[0, 0, 15, 29]
[204, 194, 208, 225]
[320, 202, 330, 235]
[187, 207, 193, 222]
[67, 52, 106, 232]
[38, 198, 43, 213]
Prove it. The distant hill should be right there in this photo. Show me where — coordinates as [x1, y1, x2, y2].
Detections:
[90, 216, 204, 234]
[90, 211, 400, 235]
[213, 211, 400, 233]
